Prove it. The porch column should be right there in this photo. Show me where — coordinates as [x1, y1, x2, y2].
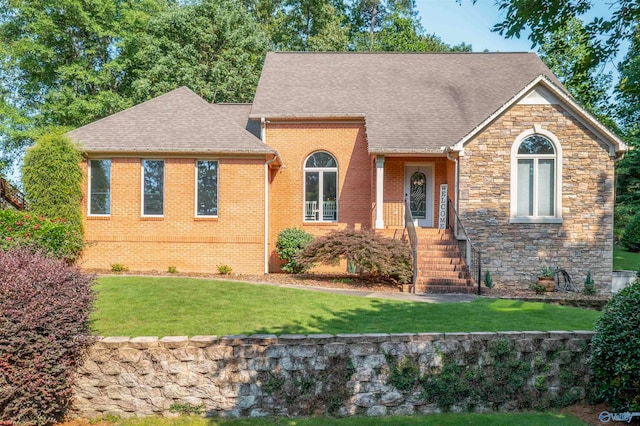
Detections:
[375, 155, 385, 229]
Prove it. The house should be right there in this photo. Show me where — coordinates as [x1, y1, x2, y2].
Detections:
[69, 52, 627, 292]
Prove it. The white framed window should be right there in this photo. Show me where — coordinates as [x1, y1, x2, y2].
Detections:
[88, 159, 111, 216]
[195, 160, 218, 217]
[510, 129, 562, 223]
[304, 151, 338, 222]
[141, 160, 164, 216]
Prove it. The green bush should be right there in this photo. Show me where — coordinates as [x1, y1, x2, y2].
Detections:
[591, 280, 640, 411]
[621, 211, 640, 252]
[22, 132, 83, 229]
[275, 227, 314, 274]
[583, 271, 596, 295]
[0, 209, 84, 262]
[295, 229, 412, 283]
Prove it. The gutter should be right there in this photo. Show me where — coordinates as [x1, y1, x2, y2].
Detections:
[445, 147, 459, 239]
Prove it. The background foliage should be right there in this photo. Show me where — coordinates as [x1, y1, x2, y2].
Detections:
[0, 249, 95, 425]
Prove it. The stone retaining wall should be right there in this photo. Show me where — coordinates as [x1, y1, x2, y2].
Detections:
[73, 331, 595, 419]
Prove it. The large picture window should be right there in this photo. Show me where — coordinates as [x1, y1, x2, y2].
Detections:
[142, 160, 164, 216]
[304, 151, 338, 222]
[89, 159, 111, 215]
[511, 131, 562, 223]
[196, 160, 218, 216]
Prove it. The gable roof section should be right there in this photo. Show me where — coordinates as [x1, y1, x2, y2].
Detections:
[455, 75, 627, 155]
[250, 52, 568, 154]
[68, 87, 273, 155]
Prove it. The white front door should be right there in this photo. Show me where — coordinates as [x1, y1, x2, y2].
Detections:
[405, 165, 434, 227]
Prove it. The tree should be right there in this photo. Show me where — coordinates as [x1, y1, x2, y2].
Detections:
[0, 0, 168, 157]
[537, 18, 613, 120]
[349, 0, 470, 52]
[21, 132, 83, 229]
[491, 0, 637, 67]
[119, 0, 269, 103]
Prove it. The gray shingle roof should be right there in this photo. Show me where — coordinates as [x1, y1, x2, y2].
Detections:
[68, 87, 273, 155]
[250, 52, 567, 154]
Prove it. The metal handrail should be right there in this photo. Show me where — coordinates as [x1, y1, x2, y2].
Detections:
[447, 198, 482, 295]
[404, 197, 418, 293]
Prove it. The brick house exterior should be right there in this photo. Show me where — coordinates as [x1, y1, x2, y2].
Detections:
[69, 52, 627, 292]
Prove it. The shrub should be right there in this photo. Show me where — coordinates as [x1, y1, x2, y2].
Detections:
[484, 270, 493, 288]
[167, 266, 178, 274]
[110, 263, 129, 272]
[0, 249, 95, 425]
[621, 211, 640, 252]
[0, 209, 83, 262]
[591, 280, 640, 411]
[217, 264, 232, 275]
[275, 227, 314, 274]
[22, 132, 83, 230]
[295, 229, 412, 283]
[583, 270, 596, 295]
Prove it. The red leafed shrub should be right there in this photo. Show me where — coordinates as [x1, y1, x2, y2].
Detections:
[0, 249, 95, 425]
[295, 229, 413, 283]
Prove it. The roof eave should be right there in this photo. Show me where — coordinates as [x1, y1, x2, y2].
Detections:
[452, 75, 628, 155]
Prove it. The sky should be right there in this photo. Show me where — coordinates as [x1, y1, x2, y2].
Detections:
[415, 1, 624, 56]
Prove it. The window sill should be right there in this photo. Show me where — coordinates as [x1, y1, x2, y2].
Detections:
[303, 221, 339, 226]
[194, 216, 219, 221]
[510, 217, 563, 224]
[87, 215, 110, 220]
[140, 216, 164, 221]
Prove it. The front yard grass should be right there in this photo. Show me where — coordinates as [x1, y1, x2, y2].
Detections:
[613, 244, 640, 271]
[91, 277, 600, 337]
[94, 412, 587, 425]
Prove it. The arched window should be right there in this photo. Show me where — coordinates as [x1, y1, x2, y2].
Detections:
[304, 151, 337, 222]
[510, 130, 562, 223]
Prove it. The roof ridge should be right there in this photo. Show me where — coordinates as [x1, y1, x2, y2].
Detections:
[268, 51, 536, 55]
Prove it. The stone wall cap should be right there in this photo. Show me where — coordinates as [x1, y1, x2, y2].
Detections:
[159, 336, 189, 348]
[248, 334, 279, 344]
[388, 333, 416, 342]
[571, 330, 596, 336]
[306, 334, 336, 343]
[335, 334, 365, 343]
[129, 336, 159, 348]
[219, 335, 249, 345]
[444, 332, 469, 340]
[99, 337, 130, 348]
[547, 331, 575, 339]
[190, 335, 219, 347]
[467, 332, 496, 340]
[416, 332, 444, 341]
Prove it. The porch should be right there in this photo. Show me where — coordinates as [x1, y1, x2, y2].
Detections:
[370, 155, 481, 294]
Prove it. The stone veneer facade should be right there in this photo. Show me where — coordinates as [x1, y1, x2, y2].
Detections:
[459, 103, 615, 291]
[73, 331, 594, 419]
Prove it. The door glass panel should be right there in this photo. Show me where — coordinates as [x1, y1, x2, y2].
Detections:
[410, 171, 427, 219]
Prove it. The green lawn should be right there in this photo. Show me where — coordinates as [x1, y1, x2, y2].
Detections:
[91, 277, 600, 337]
[613, 244, 640, 271]
[102, 412, 587, 425]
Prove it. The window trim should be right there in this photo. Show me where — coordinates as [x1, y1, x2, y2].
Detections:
[141, 159, 165, 217]
[194, 159, 219, 218]
[303, 151, 338, 223]
[510, 127, 563, 224]
[88, 159, 111, 217]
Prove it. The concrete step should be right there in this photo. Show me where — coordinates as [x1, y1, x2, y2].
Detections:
[415, 284, 479, 294]
[416, 270, 467, 279]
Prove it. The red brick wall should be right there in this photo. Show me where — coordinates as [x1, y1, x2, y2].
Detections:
[80, 157, 266, 274]
[265, 120, 371, 271]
